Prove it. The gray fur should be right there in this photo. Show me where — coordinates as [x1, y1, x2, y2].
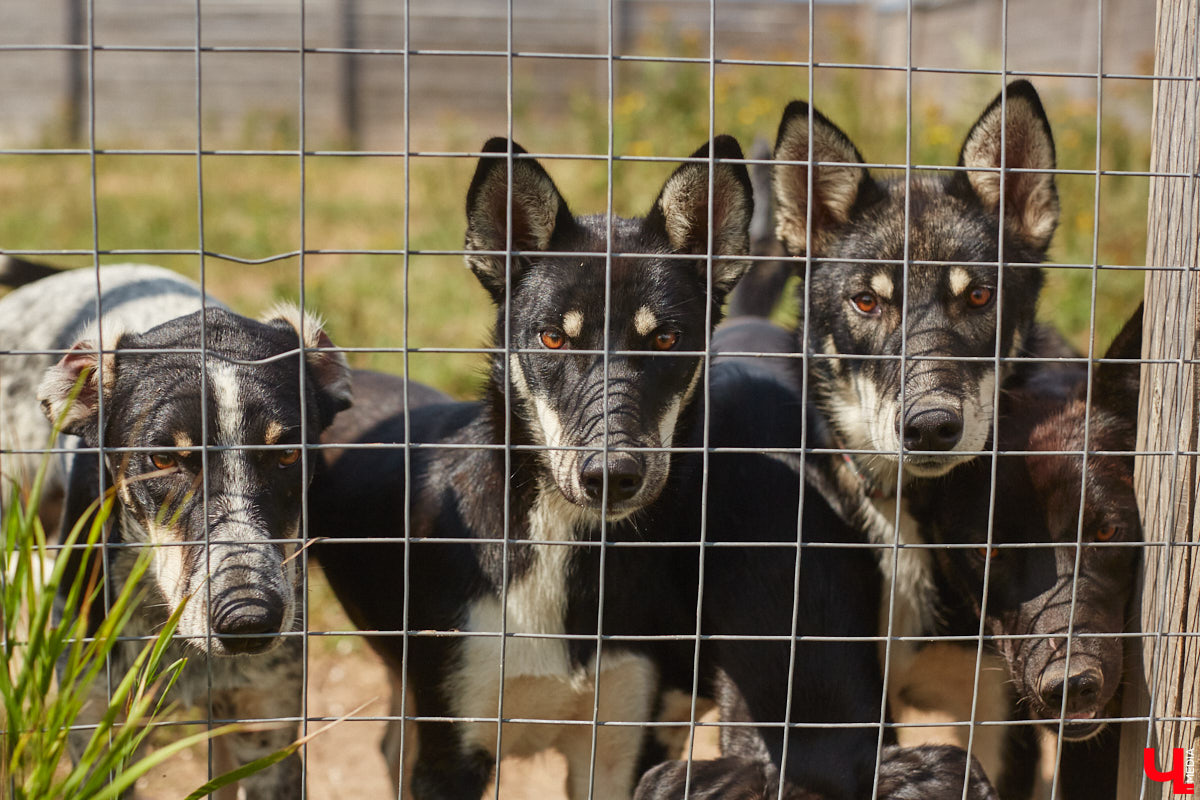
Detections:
[0, 264, 222, 527]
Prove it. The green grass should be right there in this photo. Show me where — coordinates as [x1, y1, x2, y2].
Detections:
[0, 32, 1151, 396]
[0, 405, 305, 797]
[1, 467, 219, 798]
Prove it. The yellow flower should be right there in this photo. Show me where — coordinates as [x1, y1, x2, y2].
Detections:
[628, 140, 653, 158]
[616, 91, 647, 119]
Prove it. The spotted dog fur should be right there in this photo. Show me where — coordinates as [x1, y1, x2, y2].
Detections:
[0, 263, 351, 798]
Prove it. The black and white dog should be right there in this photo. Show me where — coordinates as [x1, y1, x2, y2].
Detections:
[0, 262, 352, 798]
[905, 306, 1143, 799]
[310, 136, 755, 799]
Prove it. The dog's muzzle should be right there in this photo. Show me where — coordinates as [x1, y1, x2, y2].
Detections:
[210, 585, 288, 655]
[193, 537, 294, 656]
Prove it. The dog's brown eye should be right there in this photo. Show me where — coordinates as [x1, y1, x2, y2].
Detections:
[540, 330, 567, 350]
[851, 292, 880, 316]
[277, 448, 301, 468]
[652, 330, 679, 351]
[150, 453, 176, 471]
[976, 546, 1000, 559]
[966, 286, 994, 309]
[1095, 524, 1119, 541]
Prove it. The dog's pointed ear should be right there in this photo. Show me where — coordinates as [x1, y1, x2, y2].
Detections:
[1092, 303, 1143, 425]
[464, 138, 574, 301]
[263, 304, 353, 428]
[954, 80, 1059, 253]
[38, 332, 125, 443]
[772, 100, 876, 257]
[643, 135, 754, 300]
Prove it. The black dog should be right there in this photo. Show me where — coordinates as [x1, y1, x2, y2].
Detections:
[310, 135, 754, 799]
[906, 306, 1142, 799]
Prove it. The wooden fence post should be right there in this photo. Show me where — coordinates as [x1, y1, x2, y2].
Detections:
[1117, 0, 1200, 796]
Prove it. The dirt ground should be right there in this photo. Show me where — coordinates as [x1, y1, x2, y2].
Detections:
[132, 565, 719, 799]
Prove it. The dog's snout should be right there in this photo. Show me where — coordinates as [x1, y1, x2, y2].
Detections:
[899, 407, 963, 452]
[1039, 667, 1103, 717]
[581, 453, 644, 505]
[212, 592, 286, 655]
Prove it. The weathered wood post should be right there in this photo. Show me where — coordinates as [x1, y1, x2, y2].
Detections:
[1117, 0, 1200, 796]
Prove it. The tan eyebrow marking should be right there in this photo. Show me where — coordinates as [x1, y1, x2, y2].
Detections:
[563, 310, 584, 339]
[264, 420, 286, 446]
[870, 272, 894, 301]
[634, 306, 658, 337]
[171, 432, 194, 458]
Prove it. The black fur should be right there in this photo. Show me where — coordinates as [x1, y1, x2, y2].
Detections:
[635, 365, 999, 800]
[908, 306, 1144, 799]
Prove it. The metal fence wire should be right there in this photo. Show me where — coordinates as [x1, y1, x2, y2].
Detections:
[0, 0, 1196, 799]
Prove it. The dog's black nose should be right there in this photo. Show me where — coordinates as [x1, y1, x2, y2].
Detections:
[212, 597, 285, 655]
[581, 454, 644, 504]
[899, 407, 963, 452]
[1040, 668, 1103, 715]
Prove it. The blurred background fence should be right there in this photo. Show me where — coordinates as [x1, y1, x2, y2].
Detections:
[0, 0, 1155, 150]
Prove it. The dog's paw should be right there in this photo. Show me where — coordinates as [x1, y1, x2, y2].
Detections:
[635, 757, 827, 800]
[875, 744, 998, 800]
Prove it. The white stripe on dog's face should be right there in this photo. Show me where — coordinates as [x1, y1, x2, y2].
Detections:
[958, 370, 995, 457]
[510, 354, 564, 451]
[657, 361, 703, 450]
[209, 360, 246, 449]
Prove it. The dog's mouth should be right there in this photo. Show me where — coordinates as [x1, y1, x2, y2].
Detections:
[900, 453, 973, 478]
[1052, 716, 1108, 742]
[567, 479, 665, 522]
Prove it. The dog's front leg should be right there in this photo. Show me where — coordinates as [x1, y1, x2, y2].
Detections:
[558, 651, 658, 800]
[210, 647, 304, 800]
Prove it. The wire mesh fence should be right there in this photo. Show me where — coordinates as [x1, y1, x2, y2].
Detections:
[0, 0, 1194, 798]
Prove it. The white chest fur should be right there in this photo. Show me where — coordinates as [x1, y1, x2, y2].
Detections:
[445, 491, 657, 800]
[874, 496, 1011, 784]
[871, 495, 935, 638]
